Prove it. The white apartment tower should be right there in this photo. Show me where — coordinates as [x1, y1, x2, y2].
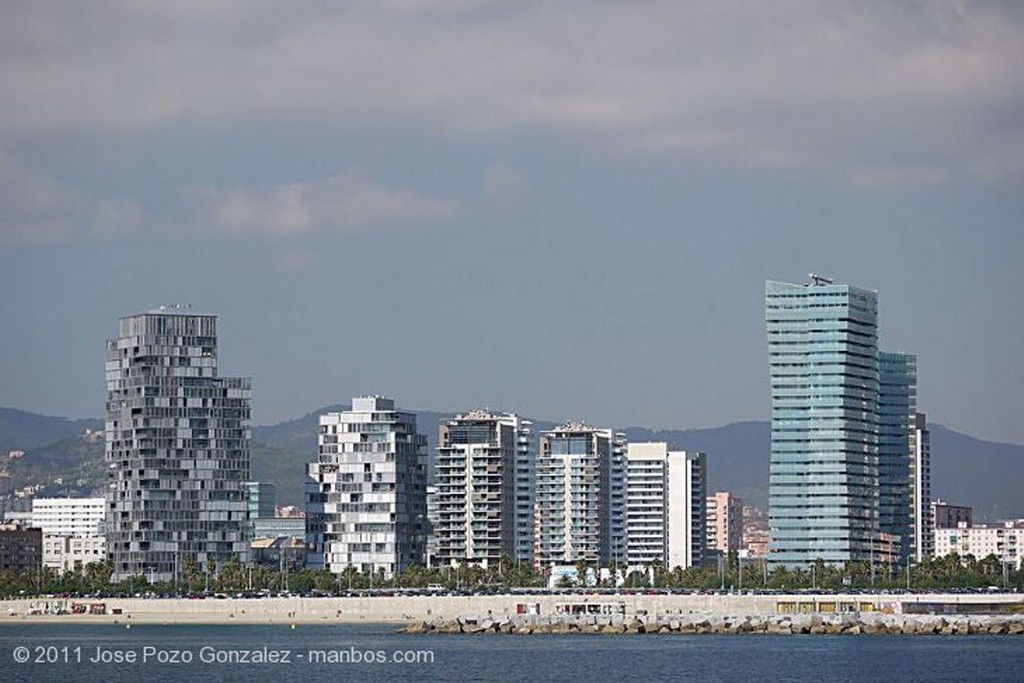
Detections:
[105, 308, 252, 582]
[306, 397, 427, 578]
[626, 443, 706, 570]
[534, 421, 626, 567]
[434, 410, 533, 567]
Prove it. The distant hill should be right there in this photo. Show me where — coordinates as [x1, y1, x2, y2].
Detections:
[2, 406, 1021, 519]
[0, 407, 102, 452]
[927, 424, 1024, 522]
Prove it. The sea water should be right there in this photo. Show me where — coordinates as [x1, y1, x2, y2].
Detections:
[1, 623, 1020, 682]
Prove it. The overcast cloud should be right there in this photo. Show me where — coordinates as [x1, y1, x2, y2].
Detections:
[1, 2, 1021, 444]
[2, 1, 1021, 188]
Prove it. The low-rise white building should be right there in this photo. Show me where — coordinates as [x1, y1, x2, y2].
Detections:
[31, 497, 105, 536]
[934, 520, 1023, 569]
[32, 498, 107, 574]
[42, 534, 106, 573]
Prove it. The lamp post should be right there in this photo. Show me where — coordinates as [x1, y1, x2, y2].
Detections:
[870, 537, 876, 587]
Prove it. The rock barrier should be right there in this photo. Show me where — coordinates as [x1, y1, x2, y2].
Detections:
[401, 612, 1024, 636]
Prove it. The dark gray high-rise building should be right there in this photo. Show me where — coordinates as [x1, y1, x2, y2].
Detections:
[105, 307, 251, 582]
[878, 352, 917, 563]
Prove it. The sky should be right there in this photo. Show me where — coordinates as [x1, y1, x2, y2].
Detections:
[1, 1, 1022, 443]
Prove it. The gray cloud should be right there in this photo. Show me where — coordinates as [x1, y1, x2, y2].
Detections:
[2, 2, 1021, 185]
[0, 149, 143, 246]
[184, 169, 460, 237]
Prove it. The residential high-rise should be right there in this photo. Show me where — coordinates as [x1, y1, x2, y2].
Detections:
[705, 491, 743, 556]
[913, 412, 933, 561]
[512, 418, 536, 564]
[766, 278, 879, 567]
[534, 421, 625, 567]
[434, 410, 532, 567]
[626, 443, 706, 569]
[305, 396, 427, 578]
[105, 308, 252, 582]
[878, 352, 917, 563]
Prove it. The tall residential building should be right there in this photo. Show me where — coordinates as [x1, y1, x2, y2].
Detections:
[626, 443, 706, 569]
[913, 413, 933, 561]
[534, 421, 626, 567]
[706, 491, 744, 556]
[766, 278, 879, 567]
[512, 418, 536, 564]
[434, 410, 533, 567]
[878, 352, 917, 563]
[305, 397, 427, 578]
[105, 308, 252, 582]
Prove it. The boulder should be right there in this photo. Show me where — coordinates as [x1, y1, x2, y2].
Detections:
[404, 621, 430, 634]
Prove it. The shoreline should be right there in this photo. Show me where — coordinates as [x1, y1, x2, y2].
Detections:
[0, 592, 1021, 627]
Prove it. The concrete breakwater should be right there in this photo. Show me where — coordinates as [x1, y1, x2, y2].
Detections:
[402, 612, 1024, 636]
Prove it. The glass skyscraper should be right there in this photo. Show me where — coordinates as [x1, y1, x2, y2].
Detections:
[766, 279, 879, 567]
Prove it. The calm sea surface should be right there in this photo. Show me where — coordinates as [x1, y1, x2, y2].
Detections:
[1, 623, 1021, 683]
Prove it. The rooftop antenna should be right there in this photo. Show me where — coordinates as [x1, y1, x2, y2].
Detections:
[809, 272, 834, 286]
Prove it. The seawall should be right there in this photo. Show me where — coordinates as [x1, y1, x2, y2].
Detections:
[0, 592, 1021, 626]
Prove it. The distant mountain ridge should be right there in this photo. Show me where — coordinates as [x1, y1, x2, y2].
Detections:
[0, 407, 103, 451]
[1, 406, 1021, 520]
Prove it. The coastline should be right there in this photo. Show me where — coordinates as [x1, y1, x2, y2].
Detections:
[0, 592, 1021, 627]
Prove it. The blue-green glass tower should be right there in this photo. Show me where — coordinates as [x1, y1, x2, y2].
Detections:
[766, 279, 879, 567]
[878, 351, 917, 564]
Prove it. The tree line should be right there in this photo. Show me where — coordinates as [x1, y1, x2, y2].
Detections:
[0, 552, 1020, 598]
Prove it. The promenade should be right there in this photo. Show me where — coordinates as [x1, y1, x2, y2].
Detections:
[1, 593, 1020, 626]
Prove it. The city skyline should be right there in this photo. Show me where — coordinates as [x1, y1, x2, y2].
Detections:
[1, 3, 1022, 445]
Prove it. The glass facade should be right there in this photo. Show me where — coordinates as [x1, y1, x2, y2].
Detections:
[766, 280, 879, 567]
